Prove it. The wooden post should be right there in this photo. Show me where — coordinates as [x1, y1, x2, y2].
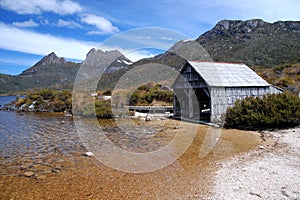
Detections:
[189, 88, 193, 118]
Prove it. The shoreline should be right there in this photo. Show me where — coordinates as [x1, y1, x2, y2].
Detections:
[211, 126, 300, 199]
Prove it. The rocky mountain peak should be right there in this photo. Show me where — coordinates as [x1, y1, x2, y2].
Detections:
[80, 48, 132, 78]
[216, 19, 268, 32]
[34, 52, 67, 67]
[83, 48, 124, 67]
[203, 19, 300, 39]
[21, 52, 69, 75]
[196, 19, 300, 67]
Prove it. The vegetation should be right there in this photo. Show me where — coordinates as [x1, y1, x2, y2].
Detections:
[225, 92, 300, 130]
[128, 83, 173, 106]
[256, 63, 300, 94]
[14, 89, 72, 112]
[82, 99, 113, 118]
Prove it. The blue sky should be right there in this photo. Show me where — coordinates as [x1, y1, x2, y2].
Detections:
[0, 0, 299, 75]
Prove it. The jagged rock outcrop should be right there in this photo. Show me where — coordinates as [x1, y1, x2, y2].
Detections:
[81, 48, 132, 73]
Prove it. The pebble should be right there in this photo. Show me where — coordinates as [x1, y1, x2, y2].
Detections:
[36, 175, 47, 180]
[23, 171, 35, 177]
[83, 152, 94, 157]
[258, 145, 264, 149]
[61, 120, 65, 124]
[52, 168, 61, 174]
[174, 126, 180, 129]
[19, 166, 28, 170]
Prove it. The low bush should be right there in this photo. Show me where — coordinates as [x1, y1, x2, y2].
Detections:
[129, 83, 173, 106]
[16, 89, 72, 112]
[225, 92, 300, 130]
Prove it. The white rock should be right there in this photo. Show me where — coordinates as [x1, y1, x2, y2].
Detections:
[258, 145, 264, 149]
[84, 152, 94, 157]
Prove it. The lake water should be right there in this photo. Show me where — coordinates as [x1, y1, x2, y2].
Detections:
[0, 95, 17, 106]
[0, 96, 261, 199]
[0, 111, 81, 160]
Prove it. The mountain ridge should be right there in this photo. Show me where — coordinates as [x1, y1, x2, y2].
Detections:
[196, 19, 300, 67]
[0, 49, 132, 93]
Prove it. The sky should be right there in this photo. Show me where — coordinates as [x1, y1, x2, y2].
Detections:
[0, 0, 299, 75]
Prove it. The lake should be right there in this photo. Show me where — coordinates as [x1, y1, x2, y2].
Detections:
[0, 96, 261, 199]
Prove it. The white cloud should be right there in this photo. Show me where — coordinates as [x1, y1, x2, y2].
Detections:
[81, 14, 119, 34]
[0, 23, 167, 64]
[160, 37, 174, 41]
[124, 50, 156, 62]
[86, 31, 104, 35]
[56, 19, 82, 29]
[0, 22, 96, 60]
[12, 19, 39, 28]
[0, 0, 82, 15]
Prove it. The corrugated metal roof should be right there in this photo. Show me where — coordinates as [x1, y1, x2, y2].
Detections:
[188, 61, 270, 87]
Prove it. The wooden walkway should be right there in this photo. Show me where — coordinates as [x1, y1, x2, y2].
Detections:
[125, 106, 173, 113]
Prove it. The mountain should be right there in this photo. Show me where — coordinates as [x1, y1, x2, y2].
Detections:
[21, 52, 69, 75]
[134, 19, 299, 72]
[81, 48, 132, 74]
[0, 52, 80, 93]
[0, 50, 132, 94]
[196, 19, 300, 67]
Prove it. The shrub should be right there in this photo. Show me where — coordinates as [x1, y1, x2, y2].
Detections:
[128, 83, 173, 106]
[15, 89, 72, 112]
[225, 92, 300, 130]
[82, 100, 112, 118]
[95, 100, 112, 118]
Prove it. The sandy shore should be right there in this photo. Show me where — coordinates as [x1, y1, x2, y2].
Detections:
[211, 127, 300, 199]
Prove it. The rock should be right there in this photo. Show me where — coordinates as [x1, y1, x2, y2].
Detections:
[23, 171, 35, 177]
[83, 152, 94, 157]
[258, 145, 264, 149]
[61, 120, 65, 124]
[52, 168, 61, 174]
[174, 126, 180, 129]
[36, 175, 47, 180]
[19, 166, 28, 170]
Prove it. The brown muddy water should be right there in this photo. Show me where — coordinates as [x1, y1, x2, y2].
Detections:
[0, 103, 262, 199]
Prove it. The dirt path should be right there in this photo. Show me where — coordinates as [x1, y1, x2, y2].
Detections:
[211, 127, 300, 200]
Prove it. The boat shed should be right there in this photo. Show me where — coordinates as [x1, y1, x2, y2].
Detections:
[173, 61, 282, 123]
